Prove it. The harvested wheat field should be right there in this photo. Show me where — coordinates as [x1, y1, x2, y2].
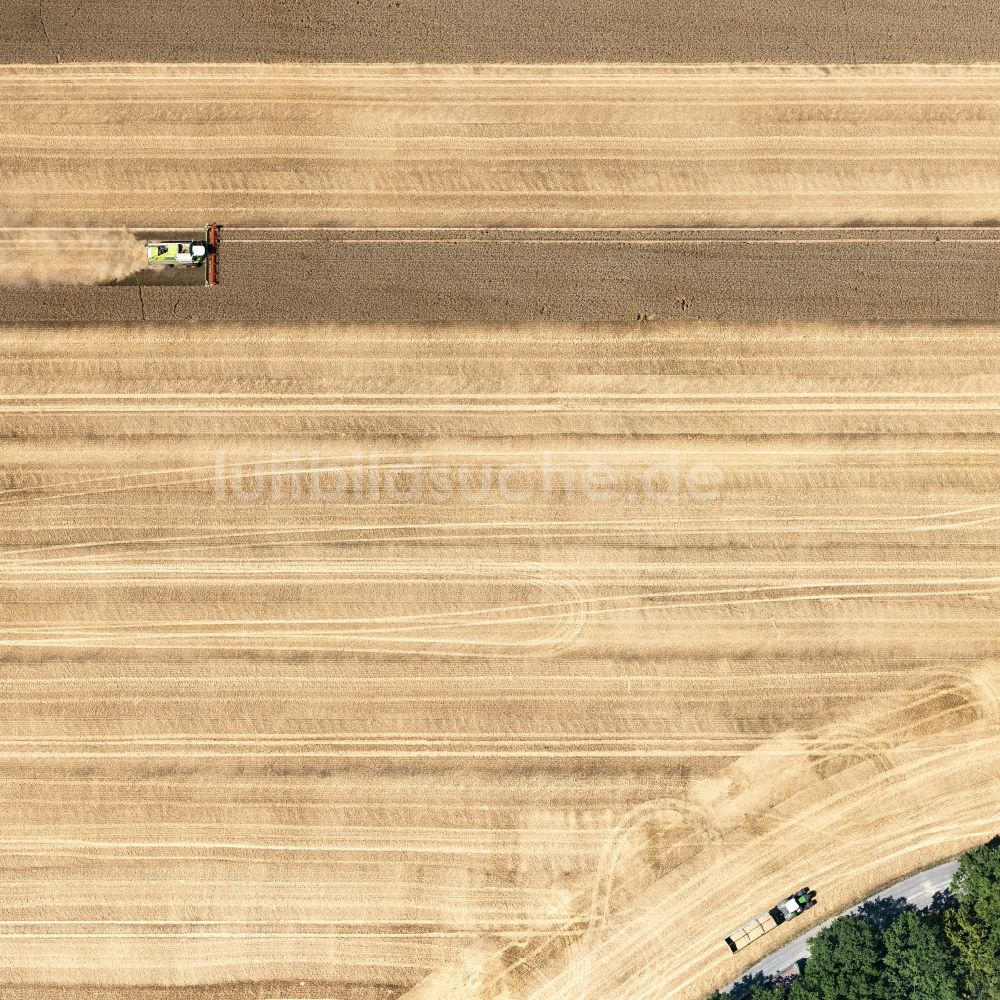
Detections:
[2, 47, 1000, 1000]
[5, 64, 1000, 228]
[1, 319, 998, 999]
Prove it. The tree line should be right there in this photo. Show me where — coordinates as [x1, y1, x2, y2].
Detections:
[710, 838, 1000, 1000]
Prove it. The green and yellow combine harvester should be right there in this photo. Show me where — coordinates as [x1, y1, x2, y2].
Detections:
[144, 224, 221, 285]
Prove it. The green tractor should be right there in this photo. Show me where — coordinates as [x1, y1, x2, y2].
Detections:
[725, 888, 818, 953]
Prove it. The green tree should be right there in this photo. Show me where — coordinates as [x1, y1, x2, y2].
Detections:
[945, 839, 1000, 999]
[750, 984, 789, 1000]
[708, 841, 1000, 1000]
[788, 979, 820, 1000]
[794, 916, 888, 1000]
[882, 908, 961, 1000]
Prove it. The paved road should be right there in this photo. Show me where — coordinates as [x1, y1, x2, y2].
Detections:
[736, 860, 962, 984]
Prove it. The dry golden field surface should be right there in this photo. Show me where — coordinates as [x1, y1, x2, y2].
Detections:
[1, 50, 999, 1000]
[5, 64, 1000, 228]
[2, 319, 999, 999]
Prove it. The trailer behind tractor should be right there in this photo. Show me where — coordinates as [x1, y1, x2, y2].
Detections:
[725, 888, 817, 954]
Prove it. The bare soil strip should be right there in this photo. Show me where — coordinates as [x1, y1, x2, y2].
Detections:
[3, 0, 1000, 64]
[4, 227, 1000, 325]
[4, 65, 1000, 228]
[1, 320, 998, 998]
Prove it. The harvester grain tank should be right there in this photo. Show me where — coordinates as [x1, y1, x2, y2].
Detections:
[725, 888, 817, 954]
[144, 224, 221, 285]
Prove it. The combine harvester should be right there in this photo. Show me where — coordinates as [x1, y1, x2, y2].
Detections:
[725, 888, 817, 954]
[145, 224, 221, 285]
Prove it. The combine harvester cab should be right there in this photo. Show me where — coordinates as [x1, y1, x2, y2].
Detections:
[725, 888, 817, 954]
[144, 224, 221, 286]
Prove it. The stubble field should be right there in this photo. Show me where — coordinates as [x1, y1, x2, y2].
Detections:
[5, 64, 1000, 229]
[3, 318, 1000, 999]
[0, 57, 999, 1000]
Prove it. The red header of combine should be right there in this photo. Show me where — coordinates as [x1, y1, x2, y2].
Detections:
[206, 224, 221, 286]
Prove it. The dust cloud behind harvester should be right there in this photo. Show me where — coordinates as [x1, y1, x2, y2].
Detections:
[0, 229, 147, 286]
